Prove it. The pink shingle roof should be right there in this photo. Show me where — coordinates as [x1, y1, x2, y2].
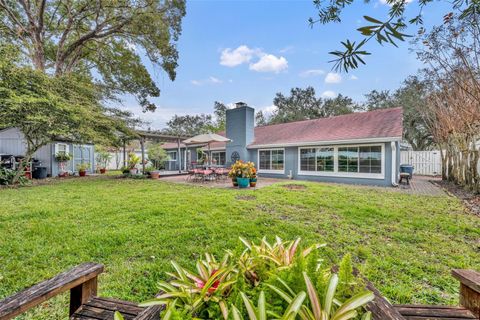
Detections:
[250, 107, 403, 146]
[162, 108, 402, 149]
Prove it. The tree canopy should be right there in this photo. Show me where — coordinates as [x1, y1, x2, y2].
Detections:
[0, 44, 136, 182]
[256, 87, 360, 125]
[0, 0, 186, 111]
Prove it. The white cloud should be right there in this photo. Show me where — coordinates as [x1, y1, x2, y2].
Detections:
[299, 69, 325, 77]
[322, 90, 337, 98]
[220, 45, 288, 73]
[249, 54, 288, 73]
[325, 72, 342, 84]
[220, 45, 257, 67]
[262, 105, 278, 114]
[350, 75, 359, 80]
[191, 76, 223, 86]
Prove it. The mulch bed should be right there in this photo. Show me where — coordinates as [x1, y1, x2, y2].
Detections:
[433, 180, 480, 216]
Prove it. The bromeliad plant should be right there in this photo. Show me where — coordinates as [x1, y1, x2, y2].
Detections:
[140, 253, 237, 318]
[238, 237, 326, 286]
[267, 272, 374, 320]
[115, 237, 373, 320]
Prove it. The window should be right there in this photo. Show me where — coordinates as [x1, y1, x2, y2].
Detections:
[338, 147, 359, 173]
[259, 149, 284, 172]
[299, 144, 383, 178]
[359, 146, 381, 173]
[316, 148, 334, 172]
[55, 143, 68, 155]
[300, 148, 315, 171]
[211, 151, 226, 165]
[167, 151, 177, 161]
[300, 148, 334, 172]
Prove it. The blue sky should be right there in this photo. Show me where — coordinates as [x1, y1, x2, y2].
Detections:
[128, 0, 450, 129]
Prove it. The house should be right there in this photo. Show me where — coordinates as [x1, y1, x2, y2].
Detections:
[0, 127, 95, 177]
[163, 103, 403, 186]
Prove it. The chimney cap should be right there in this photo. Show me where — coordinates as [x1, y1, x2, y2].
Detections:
[235, 101, 248, 108]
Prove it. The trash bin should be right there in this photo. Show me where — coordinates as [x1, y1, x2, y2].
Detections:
[400, 164, 414, 177]
[32, 166, 47, 179]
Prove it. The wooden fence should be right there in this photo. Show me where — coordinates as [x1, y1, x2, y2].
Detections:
[400, 150, 442, 176]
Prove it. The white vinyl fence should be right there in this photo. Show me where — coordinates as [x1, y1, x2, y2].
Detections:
[400, 150, 442, 176]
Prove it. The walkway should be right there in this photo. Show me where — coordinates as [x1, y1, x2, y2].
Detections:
[397, 175, 446, 196]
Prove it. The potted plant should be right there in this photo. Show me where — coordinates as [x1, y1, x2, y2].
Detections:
[76, 162, 89, 177]
[55, 152, 71, 177]
[95, 147, 112, 174]
[249, 167, 257, 187]
[128, 152, 140, 175]
[144, 165, 160, 179]
[229, 160, 253, 188]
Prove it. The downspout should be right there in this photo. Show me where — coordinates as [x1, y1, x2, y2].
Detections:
[177, 138, 181, 173]
[391, 141, 398, 187]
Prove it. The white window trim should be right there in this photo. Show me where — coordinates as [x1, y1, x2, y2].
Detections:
[54, 143, 69, 155]
[297, 144, 385, 179]
[167, 151, 177, 161]
[257, 148, 285, 174]
[211, 151, 226, 165]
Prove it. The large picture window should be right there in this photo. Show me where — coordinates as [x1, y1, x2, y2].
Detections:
[259, 149, 284, 172]
[359, 146, 381, 173]
[300, 148, 334, 172]
[338, 147, 359, 173]
[299, 144, 383, 178]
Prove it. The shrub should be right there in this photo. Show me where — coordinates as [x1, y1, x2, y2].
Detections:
[130, 236, 373, 320]
[0, 168, 29, 186]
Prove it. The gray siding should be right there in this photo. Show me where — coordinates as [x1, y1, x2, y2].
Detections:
[226, 106, 255, 163]
[0, 128, 53, 175]
[0, 128, 94, 177]
[249, 142, 397, 187]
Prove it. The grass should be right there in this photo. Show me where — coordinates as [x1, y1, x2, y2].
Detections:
[0, 177, 479, 319]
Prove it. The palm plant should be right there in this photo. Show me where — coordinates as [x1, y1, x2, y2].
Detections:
[140, 253, 237, 318]
[231, 291, 306, 320]
[267, 272, 374, 320]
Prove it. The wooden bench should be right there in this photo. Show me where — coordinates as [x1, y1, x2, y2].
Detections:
[0, 263, 162, 320]
[367, 269, 480, 320]
[0, 263, 478, 320]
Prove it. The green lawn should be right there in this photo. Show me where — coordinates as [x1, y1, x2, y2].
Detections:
[0, 177, 479, 319]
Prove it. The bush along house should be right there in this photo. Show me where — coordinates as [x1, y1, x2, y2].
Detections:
[163, 102, 403, 186]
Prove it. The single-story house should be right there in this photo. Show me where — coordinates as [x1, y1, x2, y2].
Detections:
[163, 103, 403, 186]
[0, 127, 95, 177]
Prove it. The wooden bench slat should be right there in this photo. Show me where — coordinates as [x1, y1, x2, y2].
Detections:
[452, 270, 480, 293]
[394, 305, 477, 318]
[0, 262, 103, 320]
[84, 297, 143, 315]
[366, 282, 406, 320]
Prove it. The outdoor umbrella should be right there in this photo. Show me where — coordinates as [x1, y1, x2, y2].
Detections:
[183, 133, 231, 166]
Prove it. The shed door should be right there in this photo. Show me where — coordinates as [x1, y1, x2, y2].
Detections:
[74, 145, 93, 172]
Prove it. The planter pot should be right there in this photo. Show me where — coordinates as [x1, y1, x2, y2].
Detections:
[79, 170, 87, 177]
[232, 177, 238, 187]
[58, 172, 68, 178]
[150, 171, 160, 179]
[237, 177, 250, 188]
[250, 178, 257, 187]
[129, 168, 138, 175]
[100, 168, 106, 174]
